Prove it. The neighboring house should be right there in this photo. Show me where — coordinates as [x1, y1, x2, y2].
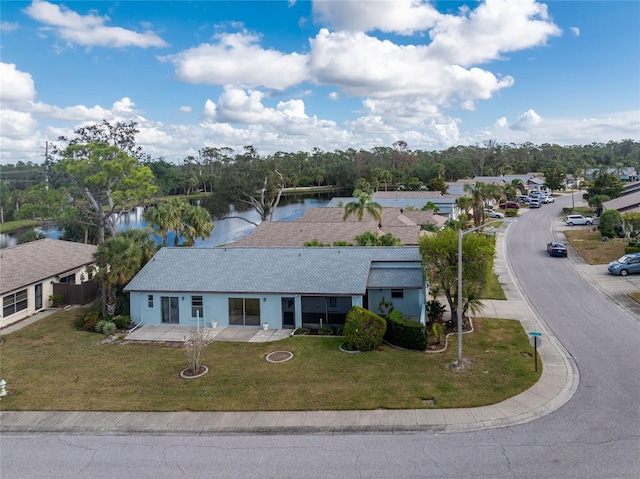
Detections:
[602, 191, 640, 214]
[328, 191, 459, 218]
[621, 181, 640, 196]
[0, 239, 98, 327]
[229, 207, 446, 247]
[124, 247, 428, 330]
[585, 167, 638, 181]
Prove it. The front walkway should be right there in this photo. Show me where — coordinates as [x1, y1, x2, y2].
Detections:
[125, 324, 292, 343]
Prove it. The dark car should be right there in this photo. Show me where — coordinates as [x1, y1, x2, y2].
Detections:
[499, 201, 520, 209]
[547, 241, 568, 257]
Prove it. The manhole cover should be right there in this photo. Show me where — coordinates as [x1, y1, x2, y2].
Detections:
[266, 351, 293, 363]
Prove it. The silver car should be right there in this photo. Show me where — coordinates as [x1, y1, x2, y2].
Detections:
[566, 214, 593, 226]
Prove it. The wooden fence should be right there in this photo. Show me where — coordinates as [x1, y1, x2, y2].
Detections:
[53, 281, 100, 306]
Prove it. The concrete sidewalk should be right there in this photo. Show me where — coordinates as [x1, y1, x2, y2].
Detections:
[0, 222, 581, 435]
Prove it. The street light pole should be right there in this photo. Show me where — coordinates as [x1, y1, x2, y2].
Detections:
[457, 218, 512, 368]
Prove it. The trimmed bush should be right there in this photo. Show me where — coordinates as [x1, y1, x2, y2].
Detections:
[599, 209, 624, 238]
[293, 327, 310, 336]
[385, 312, 428, 351]
[343, 306, 387, 351]
[504, 209, 518, 217]
[318, 326, 334, 336]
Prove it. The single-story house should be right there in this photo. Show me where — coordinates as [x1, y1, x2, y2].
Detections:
[602, 191, 640, 215]
[0, 239, 98, 327]
[328, 191, 459, 218]
[124, 247, 428, 331]
[228, 207, 446, 247]
[585, 167, 638, 182]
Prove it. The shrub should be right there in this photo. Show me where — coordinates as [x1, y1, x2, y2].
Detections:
[562, 207, 572, 214]
[625, 246, 640, 254]
[343, 306, 387, 351]
[113, 315, 131, 329]
[599, 209, 624, 238]
[425, 299, 446, 324]
[293, 327, 310, 336]
[95, 319, 116, 335]
[49, 294, 64, 307]
[384, 313, 428, 351]
[318, 326, 334, 336]
[74, 309, 102, 332]
[504, 209, 518, 217]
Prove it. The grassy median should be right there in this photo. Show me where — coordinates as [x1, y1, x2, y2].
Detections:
[0, 308, 541, 412]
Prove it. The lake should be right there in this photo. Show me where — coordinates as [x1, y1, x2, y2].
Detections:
[0, 193, 332, 249]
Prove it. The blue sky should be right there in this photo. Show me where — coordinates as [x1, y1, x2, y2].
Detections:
[1, 0, 638, 164]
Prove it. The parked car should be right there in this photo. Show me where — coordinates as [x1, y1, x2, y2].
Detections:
[516, 195, 531, 203]
[547, 241, 568, 257]
[541, 195, 555, 203]
[485, 209, 505, 219]
[608, 253, 640, 276]
[499, 201, 520, 209]
[529, 199, 541, 208]
[566, 214, 593, 226]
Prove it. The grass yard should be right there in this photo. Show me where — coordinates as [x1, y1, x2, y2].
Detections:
[564, 229, 626, 264]
[483, 273, 507, 300]
[0, 308, 540, 412]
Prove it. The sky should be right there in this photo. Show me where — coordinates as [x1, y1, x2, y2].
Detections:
[1, 0, 639, 165]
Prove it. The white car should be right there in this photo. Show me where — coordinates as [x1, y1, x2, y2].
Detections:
[541, 196, 555, 203]
[566, 214, 593, 226]
[486, 210, 505, 219]
[529, 199, 541, 208]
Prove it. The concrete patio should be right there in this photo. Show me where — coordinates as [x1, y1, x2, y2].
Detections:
[124, 324, 292, 343]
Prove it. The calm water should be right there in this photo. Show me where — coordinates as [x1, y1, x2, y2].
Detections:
[0, 194, 332, 249]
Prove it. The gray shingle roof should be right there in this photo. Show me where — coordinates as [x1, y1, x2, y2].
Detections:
[0, 239, 97, 295]
[124, 247, 422, 295]
[367, 267, 423, 289]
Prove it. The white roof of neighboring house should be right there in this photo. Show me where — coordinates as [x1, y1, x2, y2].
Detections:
[0, 238, 97, 295]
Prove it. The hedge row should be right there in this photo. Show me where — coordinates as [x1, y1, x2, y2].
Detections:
[384, 311, 428, 351]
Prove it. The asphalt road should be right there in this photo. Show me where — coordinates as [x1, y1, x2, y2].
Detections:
[2, 194, 639, 478]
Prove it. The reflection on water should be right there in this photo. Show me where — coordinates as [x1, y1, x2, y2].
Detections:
[0, 193, 332, 249]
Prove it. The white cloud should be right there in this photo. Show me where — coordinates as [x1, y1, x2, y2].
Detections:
[0, 109, 38, 140]
[23, 0, 167, 48]
[312, 0, 442, 35]
[512, 109, 543, 130]
[0, 63, 36, 104]
[1, 21, 19, 33]
[159, 31, 308, 90]
[570, 27, 580, 36]
[180, 106, 192, 114]
[328, 91, 339, 100]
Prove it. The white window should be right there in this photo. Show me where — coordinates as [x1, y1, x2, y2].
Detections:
[192, 296, 204, 318]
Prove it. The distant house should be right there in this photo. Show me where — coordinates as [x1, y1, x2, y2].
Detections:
[328, 191, 459, 218]
[0, 239, 98, 327]
[585, 167, 638, 182]
[229, 207, 446, 247]
[124, 247, 427, 331]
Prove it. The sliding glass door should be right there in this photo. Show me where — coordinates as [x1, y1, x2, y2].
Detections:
[229, 298, 260, 326]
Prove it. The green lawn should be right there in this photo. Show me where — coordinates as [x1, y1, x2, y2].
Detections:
[0, 308, 540, 412]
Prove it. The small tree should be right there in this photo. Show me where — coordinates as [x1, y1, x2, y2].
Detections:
[599, 209, 624, 238]
[184, 329, 211, 374]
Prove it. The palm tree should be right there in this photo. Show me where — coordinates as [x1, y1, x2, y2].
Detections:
[93, 235, 143, 316]
[144, 199, 187, 246]
[119, 228, 158, 267]
[343, 189, 382, 222]
[463, 182, 485, 227]
[182, 205, 214, 246]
